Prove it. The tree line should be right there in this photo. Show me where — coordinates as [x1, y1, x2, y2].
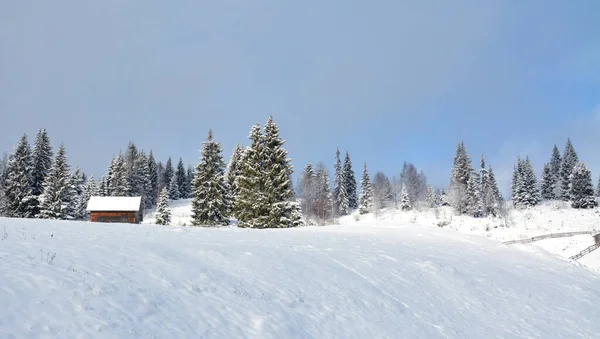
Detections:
[1, 123, 598, 227]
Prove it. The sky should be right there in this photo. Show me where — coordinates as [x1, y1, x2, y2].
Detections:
[1, 0, 599, 197]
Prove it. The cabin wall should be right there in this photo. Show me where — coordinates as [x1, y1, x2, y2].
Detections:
[90, 211, 138, 223]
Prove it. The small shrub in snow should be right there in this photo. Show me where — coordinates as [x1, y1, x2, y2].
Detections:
[437, 220, 450, 228]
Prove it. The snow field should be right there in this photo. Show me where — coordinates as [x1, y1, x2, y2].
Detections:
[2, 217, 600, 338]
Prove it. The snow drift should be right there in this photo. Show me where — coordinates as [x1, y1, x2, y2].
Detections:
[1, 217, 600, 338]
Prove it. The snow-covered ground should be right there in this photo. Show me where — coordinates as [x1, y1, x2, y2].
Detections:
[145, 199, 600, 272]
[2, 217, 600, 338]
[338, 201, 600, 272]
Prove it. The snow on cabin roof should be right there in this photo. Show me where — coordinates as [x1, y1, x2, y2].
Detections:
[86, 196, 142, 212]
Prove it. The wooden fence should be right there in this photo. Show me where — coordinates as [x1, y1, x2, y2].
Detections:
[569, 243, 600, 261]
[501, 230, 597, 245]
[502, 230, 600, 261]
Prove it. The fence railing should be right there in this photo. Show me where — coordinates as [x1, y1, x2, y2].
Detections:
[501, 230, 597, 245]
[569, 243, 600, 261]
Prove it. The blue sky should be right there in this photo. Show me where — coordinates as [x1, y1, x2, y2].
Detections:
[1, 1, 599, 196]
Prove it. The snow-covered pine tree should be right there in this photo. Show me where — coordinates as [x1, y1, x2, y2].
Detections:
[332, 148, 347, 216]
[125, 142, 142, 197]
[136, 151, 152, 209]
[400, 184, 411, 211]
[342, 151, 358, 210]
[175, 158, 188, 199]
[108, 153, 130, 197]
[479, 154, 490, 216]
[4, 134, 36, 218]
[147, 151, 159, 206]
[427, 185, 437, 208]
[261, 117, 303, 228]
[298, 163, 316, 220]
[314, 163, 332, 222]
[0, 153, 8, 215]
[439, 188, 449, 206]
[486, 167, 502, 216]
[226, 144, 244, 208]
[74, 175, 97, 220]
[38, 144, 77, 220]
[513, 157, 540, 208]
[71, 168, 85, 197]
[359, 163, 372, 214]
[168, 173, 180, 200]
[511, 161, 519, 202]
[155, 187, 171, 225]
[596, 174, 600, 197]
[161, 157, 174, 193]
[97, 175, 109, 197]
[569, 162, 598, 209]
[540, 145, 561, 200]
[540, 163, 554, 200]
[190, 130, 230, 226]
[448, 142, 472, 214]
[185, 165, 194, 199]
[466, 171, 483, 217]
[559, 138, 578, 201]
[234, 124, 264, 226]
[30, 128, 53, 216]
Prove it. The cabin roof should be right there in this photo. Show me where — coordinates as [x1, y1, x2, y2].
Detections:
[86, 196, 142, 212]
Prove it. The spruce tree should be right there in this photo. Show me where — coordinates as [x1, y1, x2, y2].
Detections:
[332, 148, 347, 216]
[235, 118, 303, 228]
[560, 138, 578, 201]
[136, 151, 152, 209]
[427, 185, 437, 208]
[513, 157, 540, 207]
[540, 163, 554, 200]
[147, 151, 159, 206]
[298, 163, 316, 220]
[155, 187, 171, 225]
[400, 184, 411, 211]
[466, 171, 482, 217]
[75, 176, 97, 220]
[186, 166, 194, 198]
[541, 145, 562, 200]
[596, 175, 600, 197]
[161, 157, 174, 193]
[342, 151, 358, 210]
[261, 117, 303, 228]
[190, 130, 230, 226]
[234, 124, 265, 226]
[314, 163, 332, 222]
[97, 175, 109, 197]
[448, 142, 472, 214]
[4, 134, 36, 218]
[174, 158, 188, 199]
[31, 128, 53, 216]
[0, 153, 8, 215]
[486, 167, 502, 216]
[108, 153, 130, 197]
[125, 142, 141, 197]
[226, 144, 244, 208]
[359, 163, 372, 214]
[439, 188, 449, 206]
[39, 144, 77, 220]
[168, 173, 180, 200]
[569, 162, 597, 209]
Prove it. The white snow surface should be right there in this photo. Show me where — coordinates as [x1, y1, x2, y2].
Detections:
[2, 217, 600, 338]
[86, 196, 142, 212]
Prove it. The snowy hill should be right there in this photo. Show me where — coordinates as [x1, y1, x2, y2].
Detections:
[2, 217, 600, 338]
[145, 199, 600, 272]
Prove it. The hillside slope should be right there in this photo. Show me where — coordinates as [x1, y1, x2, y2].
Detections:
[1, 217, 600, 338]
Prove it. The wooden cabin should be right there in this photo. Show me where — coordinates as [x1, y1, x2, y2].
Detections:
[86, 196, 143, 224]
